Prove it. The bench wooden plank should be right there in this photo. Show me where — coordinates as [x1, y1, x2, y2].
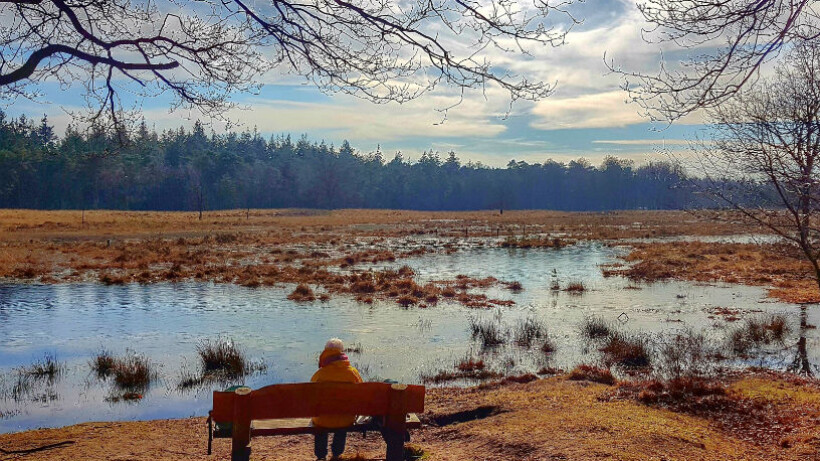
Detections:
[211, 382, 425, 422]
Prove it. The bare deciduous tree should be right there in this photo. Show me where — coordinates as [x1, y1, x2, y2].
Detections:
[612, 0, 820, 122]
[0, 0, 581, 133]
[694, 42, 820, 291]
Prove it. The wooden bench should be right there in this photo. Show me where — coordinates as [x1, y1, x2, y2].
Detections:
[208, 382, 425, 461]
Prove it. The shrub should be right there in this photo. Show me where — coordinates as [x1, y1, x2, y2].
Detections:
[568, 364, 616, 385]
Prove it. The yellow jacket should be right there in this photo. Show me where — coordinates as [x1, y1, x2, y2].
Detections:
[310, 348, 363, 428]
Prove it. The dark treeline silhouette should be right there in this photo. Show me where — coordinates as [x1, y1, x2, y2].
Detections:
[0, 111, 698, 211]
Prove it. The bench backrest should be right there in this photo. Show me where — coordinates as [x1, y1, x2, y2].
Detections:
[211, 382, 425, 422]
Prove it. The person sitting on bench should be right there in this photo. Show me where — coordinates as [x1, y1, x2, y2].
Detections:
[311, 338, 363, 460]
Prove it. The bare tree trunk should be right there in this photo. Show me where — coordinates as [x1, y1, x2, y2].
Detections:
[790, 306, 813, 376]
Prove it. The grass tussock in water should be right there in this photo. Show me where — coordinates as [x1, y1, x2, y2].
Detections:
[287, 283, 316, 302]
[90, 350, 155, 394]
[197, 339, 247, 376]
[469, 318, 506, 349]
[600, 332, 651, 369]
[111, 355, 153, 390]
[19, 353, 62, 379]
[580, 316, 612, 341]
[91, 349, 117, 378]
[730, 314, 791, 355]
[513, 317, 548, 349]
[177, 339, 265, 390]
[564, 280, 586, 293]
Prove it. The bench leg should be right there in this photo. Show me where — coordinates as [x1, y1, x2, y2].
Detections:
[232, 388, 252, 461]
[385, 384, 408, 461]
[207, 415, 213, 455]
[384, 431, 404, 461]
[231, 446, 251, 461]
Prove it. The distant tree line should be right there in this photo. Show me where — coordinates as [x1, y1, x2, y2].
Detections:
[0, 111, 698, 211]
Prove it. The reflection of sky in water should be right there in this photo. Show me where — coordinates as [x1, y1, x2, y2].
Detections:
[0, 243, 817, 432]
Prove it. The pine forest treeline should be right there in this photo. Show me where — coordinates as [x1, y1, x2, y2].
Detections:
[0, 112, 696, 211]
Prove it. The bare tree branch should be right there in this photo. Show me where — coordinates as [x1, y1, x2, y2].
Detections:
[0, 0, 582, 135]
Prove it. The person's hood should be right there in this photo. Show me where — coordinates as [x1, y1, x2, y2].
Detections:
[319, 348, 349, 368]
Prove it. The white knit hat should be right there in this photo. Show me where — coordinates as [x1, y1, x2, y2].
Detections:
[325, 338, 344, 351]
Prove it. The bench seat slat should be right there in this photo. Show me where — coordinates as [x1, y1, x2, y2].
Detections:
[215, 414, 422, 438]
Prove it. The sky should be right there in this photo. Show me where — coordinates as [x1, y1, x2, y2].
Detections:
[5, 0, 708, 168]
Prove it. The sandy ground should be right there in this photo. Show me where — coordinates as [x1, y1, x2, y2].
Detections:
[2, 374, 819, 461]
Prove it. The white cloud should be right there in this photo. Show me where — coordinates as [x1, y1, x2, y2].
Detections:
[529, 90, 643, 129]
[592, 139, 691, 146]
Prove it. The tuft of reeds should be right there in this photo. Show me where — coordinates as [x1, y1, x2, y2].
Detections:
[540, 338, 556, 354]
[197, 338, 246, 377]
[568, 364, 616, 385]
[111, 354, 153, 390]
[564, 281, 586, 293]
[21, 353, 62, 379]
[580, 316, 612, 341]
[730, 314, 791, 355]
[513, 317, 548, 348]
[456, 356, 486, 372]
[469, 317, 506, 349]
[600, 332, 651, 369]
[91, 349, 117, 378]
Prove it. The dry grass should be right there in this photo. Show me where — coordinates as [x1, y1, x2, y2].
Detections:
[606, 241, 820, 303]
[567, 364, 616, 385]
[0, 209, 799, 305]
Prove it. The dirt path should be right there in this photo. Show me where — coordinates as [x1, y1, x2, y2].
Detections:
[2, 375, 817, 461]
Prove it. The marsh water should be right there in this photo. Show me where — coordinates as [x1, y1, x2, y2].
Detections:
[1, 242, 818, 433]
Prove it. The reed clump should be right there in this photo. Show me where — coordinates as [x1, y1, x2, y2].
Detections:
[568, 364, 616, 385]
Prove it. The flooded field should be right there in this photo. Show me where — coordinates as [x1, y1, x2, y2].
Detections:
[1, 243, 817, 433]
